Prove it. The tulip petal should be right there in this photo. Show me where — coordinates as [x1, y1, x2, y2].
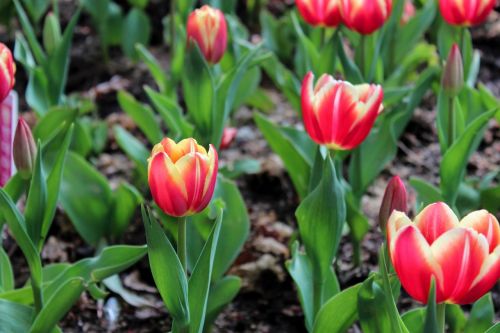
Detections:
[414, 202, 459, 244]
[198, 144, 218, 211]
[148, 152, 188, 217]
[301, 72, 326, 144]
[390, 225, 442, 304]
[460, 210, 500, 252]
[175, 152, 209, 211]
[431, 228, 489, 303]
[456, 247, 500, 304]
[386, 210, 412, 250]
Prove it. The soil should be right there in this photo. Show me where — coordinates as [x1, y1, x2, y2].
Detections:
[1, 1, 499, 332]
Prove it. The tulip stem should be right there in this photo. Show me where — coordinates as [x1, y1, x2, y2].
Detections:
[437, 303, 446, 332]
[178, 217, 187, 276]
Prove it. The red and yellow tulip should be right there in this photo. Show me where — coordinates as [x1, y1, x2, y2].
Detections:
[439, 0, 495, 26]
[148, 138, 218, 217]
[301, 72, 383, 150]
[0, 43, 15, 103]
[220, 127, 237, 150]
[186, 5, 227, 64]
[388, 202, 500, 304]
[296, 0, 342, 27]
[340, 0, 392, 34]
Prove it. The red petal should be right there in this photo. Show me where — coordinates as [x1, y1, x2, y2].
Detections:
[414, 202, 459, 244]
[148, 153, 188, 217]
[390, 225, 442, 304]
[461, 210, 500, 253]
[431, 228, 489, 303]
[456, 247, 500, 304]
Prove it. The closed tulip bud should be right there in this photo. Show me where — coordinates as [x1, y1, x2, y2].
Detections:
[296, 0, 342, 27]
[379, 176, 407, 232]
[13, 117, 37, 178]
[441, 44, 464, 97]
[186, 5, 227, 64]
[148, 138, 218, 217]
[301, 72, 383, 150]
[220, 127, 237, 150]
[439, 0, 495, 26]
[340, 0, 392, 34]
[387, 202, 500, 304]
[0, 43, 15, 103]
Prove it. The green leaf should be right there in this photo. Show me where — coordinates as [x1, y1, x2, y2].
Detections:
[13, 0, 46, 64]
[117, 90, 163, 144]
[205, 276, 241, 327]
[44, 9, 81, 105]
[24, 142, 47, 246]
[485, 323, 500, 333]
[409, 177, 443, 208]
[286, 242, 314, 331]
[296, 156, 345, 278]
[423, 280, 439, 333]
[254, 113, 314, 198]
[60, 153, 113, 245]
[110, 182, 142, 237]
[212, 44, 263, 147]
[0, 189, 42, 298]
[39, 126, 73, 246]
[290, 12, 319, 77]
[312, 283, 362, 333]
[440, 109, 497, 206]
[182, 41, 215, 138]
[26, 67, 51, 115]
[464, 294, 494, 333]
[145, 86, 193, 140]
[358, 274, 392, 333]
[445, 304, 466, 333]
[0, 247, 14, 292]
[143, 206, 190, 325]
[136, 44, 168, 93]
[336, 31, 363, 84]
[0, 299, 33, 333]
[188, 207, 223, 333]
[112, 125, 149, 182]
[30, 277, 85, 333]
[121, 8, 151, 60]
[401, 308, 425, 333]
[43, 245, 147, 300]
[33, 107, 77, 143]
[210, 176, 250, 280]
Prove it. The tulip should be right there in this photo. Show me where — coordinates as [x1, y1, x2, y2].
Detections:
[186, 5, 227, 64]
[439, 0, 495, 26]
[441, 44, 464, 97]
[388, 202, 500, 304]
[13, 117, 37, 179]
[295, 0, 342, 27]
[0, 93, 17, 187]
[0, 43, 15, 103]
[400, 0, 416, 25]
[148, 138, 218, 217]
[220, 127, 237, 150]
[340, 0, 392, 34]
[301, 72, 383, 150]
[379, 176, 407, 232]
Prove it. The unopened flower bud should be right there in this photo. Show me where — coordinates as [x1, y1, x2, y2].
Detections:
[13, 117, 37, 178]
[220, 127, 237, 150]
[441, 44, 464, 97]
[379, 176, 407, 232]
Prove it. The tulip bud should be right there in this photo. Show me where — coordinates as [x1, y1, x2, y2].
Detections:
[301, 72, 383, 150]
[296, 0, 342, 27]
[220, 127, 237, 150]
[148, 138, 218, 217]
[13, 117, 37, 178]
[43, 12, 62, 55]
[441, 44, 464, 97]
[379, 176, 407, 232]
[439, 0, 495, 26]
[186, 5, 227, 64]
[0, 43, 16, 103]
[340, 0, 392, 35]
